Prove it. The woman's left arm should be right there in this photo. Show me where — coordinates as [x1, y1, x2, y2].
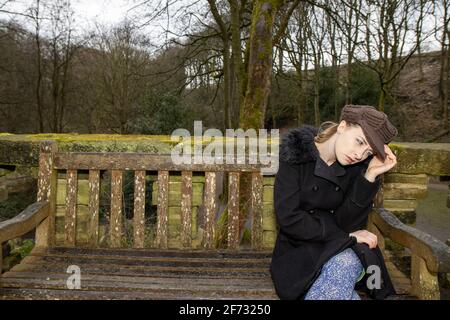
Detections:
[334, 145, 397, 232]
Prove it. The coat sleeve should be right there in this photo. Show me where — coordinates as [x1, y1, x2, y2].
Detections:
[274, 159, 350, 242]
[334, 167, 382, 233]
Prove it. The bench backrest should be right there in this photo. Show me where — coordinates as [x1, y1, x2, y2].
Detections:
[36, 141, 269, 250]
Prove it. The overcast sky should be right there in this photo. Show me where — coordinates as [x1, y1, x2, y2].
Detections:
[1, 0, 138, 29]
[0, 0, 442, 58]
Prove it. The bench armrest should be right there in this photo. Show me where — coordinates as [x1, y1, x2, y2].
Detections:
[369, 207, 450, 299]
[0, 201, 50, 244]
[369, 207, 450, 274]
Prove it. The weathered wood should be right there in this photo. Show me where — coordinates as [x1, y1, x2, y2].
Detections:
[133, 170, 146, 249]
[251, 172, 263, 250]
[65, 170, 77, 246]
[180, 171, 192, 248]
[21, 254, 271, 270]
[228, 172, 240, 249]
[155, 171, 169, 249]
[35, 141, 57, 247]
[411, 253, 441, 300]
[0, 246, 275, 298]
[2, 271, 273, 287]
[110, 170, 123, 248]
[0, 202, 50, 273]
[54, 153, 268, 171]
[0, 202, 50, 246]
[0, 287, 278, 300]
[88, 170, 100, 247]
[203, 172, 217, 249]
[0, 275, 276, 296]
[33, 246, 272, 259]
[367, 221, 385, 252]
[370, 208, 450, 274]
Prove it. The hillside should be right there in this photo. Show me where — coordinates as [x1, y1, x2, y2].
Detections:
[279, 51, 450, 143]
[394, 51, 450, 143]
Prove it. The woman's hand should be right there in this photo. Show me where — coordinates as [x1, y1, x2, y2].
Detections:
[350, 230, 378, 249]
[365, 144, 397, 182]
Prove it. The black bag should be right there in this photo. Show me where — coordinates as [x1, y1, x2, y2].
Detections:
[351, 243, 397, 299]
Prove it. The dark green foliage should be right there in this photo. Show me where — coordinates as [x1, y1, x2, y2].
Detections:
[267, 65, 380, 128]
[0, 188, 37, 221]
[134, 90, 194, 135]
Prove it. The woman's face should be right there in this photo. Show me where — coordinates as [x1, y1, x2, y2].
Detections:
[334, 120, 375, 165]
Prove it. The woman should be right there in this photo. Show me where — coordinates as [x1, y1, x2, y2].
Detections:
[270, 105, 398, 300]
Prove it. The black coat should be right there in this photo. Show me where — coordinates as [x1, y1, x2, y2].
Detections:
[270, 125, 396, 300]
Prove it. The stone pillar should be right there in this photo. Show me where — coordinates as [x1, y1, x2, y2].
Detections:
[383, 173, 428, 225]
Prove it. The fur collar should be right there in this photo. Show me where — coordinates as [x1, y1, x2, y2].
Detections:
[279, 125, 320, 164]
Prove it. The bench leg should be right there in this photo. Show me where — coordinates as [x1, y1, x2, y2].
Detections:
[35, 217, 50, 247]
[411, 253, 441, 300]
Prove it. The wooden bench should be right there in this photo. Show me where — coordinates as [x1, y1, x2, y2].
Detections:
[0, 141, 449, 300]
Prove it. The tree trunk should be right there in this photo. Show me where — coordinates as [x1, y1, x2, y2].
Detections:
[34, 0, 44, 133]
[230, 0, 244, 128]
[240, 0, 280, 129]
[238, 0, 281, 243]
[223, 42, 232, 130]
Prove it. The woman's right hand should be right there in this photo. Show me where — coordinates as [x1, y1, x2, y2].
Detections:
[349, 230, 378, 249]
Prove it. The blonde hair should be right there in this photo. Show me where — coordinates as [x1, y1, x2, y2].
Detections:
[314, 121, 339, 143]
[314, 120, 358, 143]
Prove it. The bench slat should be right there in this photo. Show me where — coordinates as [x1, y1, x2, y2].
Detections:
[251, 172, 263, 250]
[228, 172, 240, 249]
[54, 153, 268, 171]
[180, 171, 192, 248]
[155, 171, 169, 249]
[110, 170, 123, 248]
[133, 170, 146, 248]
[203, 172, 217, 249]
[88, 170, 100, 247]
[65, 169, 77, 247]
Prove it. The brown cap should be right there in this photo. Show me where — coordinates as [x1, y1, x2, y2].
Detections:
[339, 105, 398, 161]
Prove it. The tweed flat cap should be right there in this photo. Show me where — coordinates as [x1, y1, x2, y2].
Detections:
[340, 105, 398, 161]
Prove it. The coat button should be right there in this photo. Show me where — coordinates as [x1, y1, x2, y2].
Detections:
[312, 186, 318, 191]
[309, 209, 315, 214]
[335, 186, 340, 191]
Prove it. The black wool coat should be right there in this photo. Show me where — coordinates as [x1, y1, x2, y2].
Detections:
[270, 125, 396, 300]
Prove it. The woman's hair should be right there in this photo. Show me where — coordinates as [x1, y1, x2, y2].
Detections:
[314, 120, 356, 143]
[314, 121, 339, 143]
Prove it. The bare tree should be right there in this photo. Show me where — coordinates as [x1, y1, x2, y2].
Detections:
[90, 22, 153, 134]
[357, 0, 423, 111]
[437, 0, 450, 130]
[29, 0, 45, 132]
[47, 0, 78, 132]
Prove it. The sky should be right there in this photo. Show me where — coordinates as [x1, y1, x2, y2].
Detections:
[1, 0, 140, 31]
[1, 0, 134, 23]
[0, 0, 196, 50]
[0, 0, 442, 61]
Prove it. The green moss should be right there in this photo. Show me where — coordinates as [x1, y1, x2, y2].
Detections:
[11, 239, 35, 259]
